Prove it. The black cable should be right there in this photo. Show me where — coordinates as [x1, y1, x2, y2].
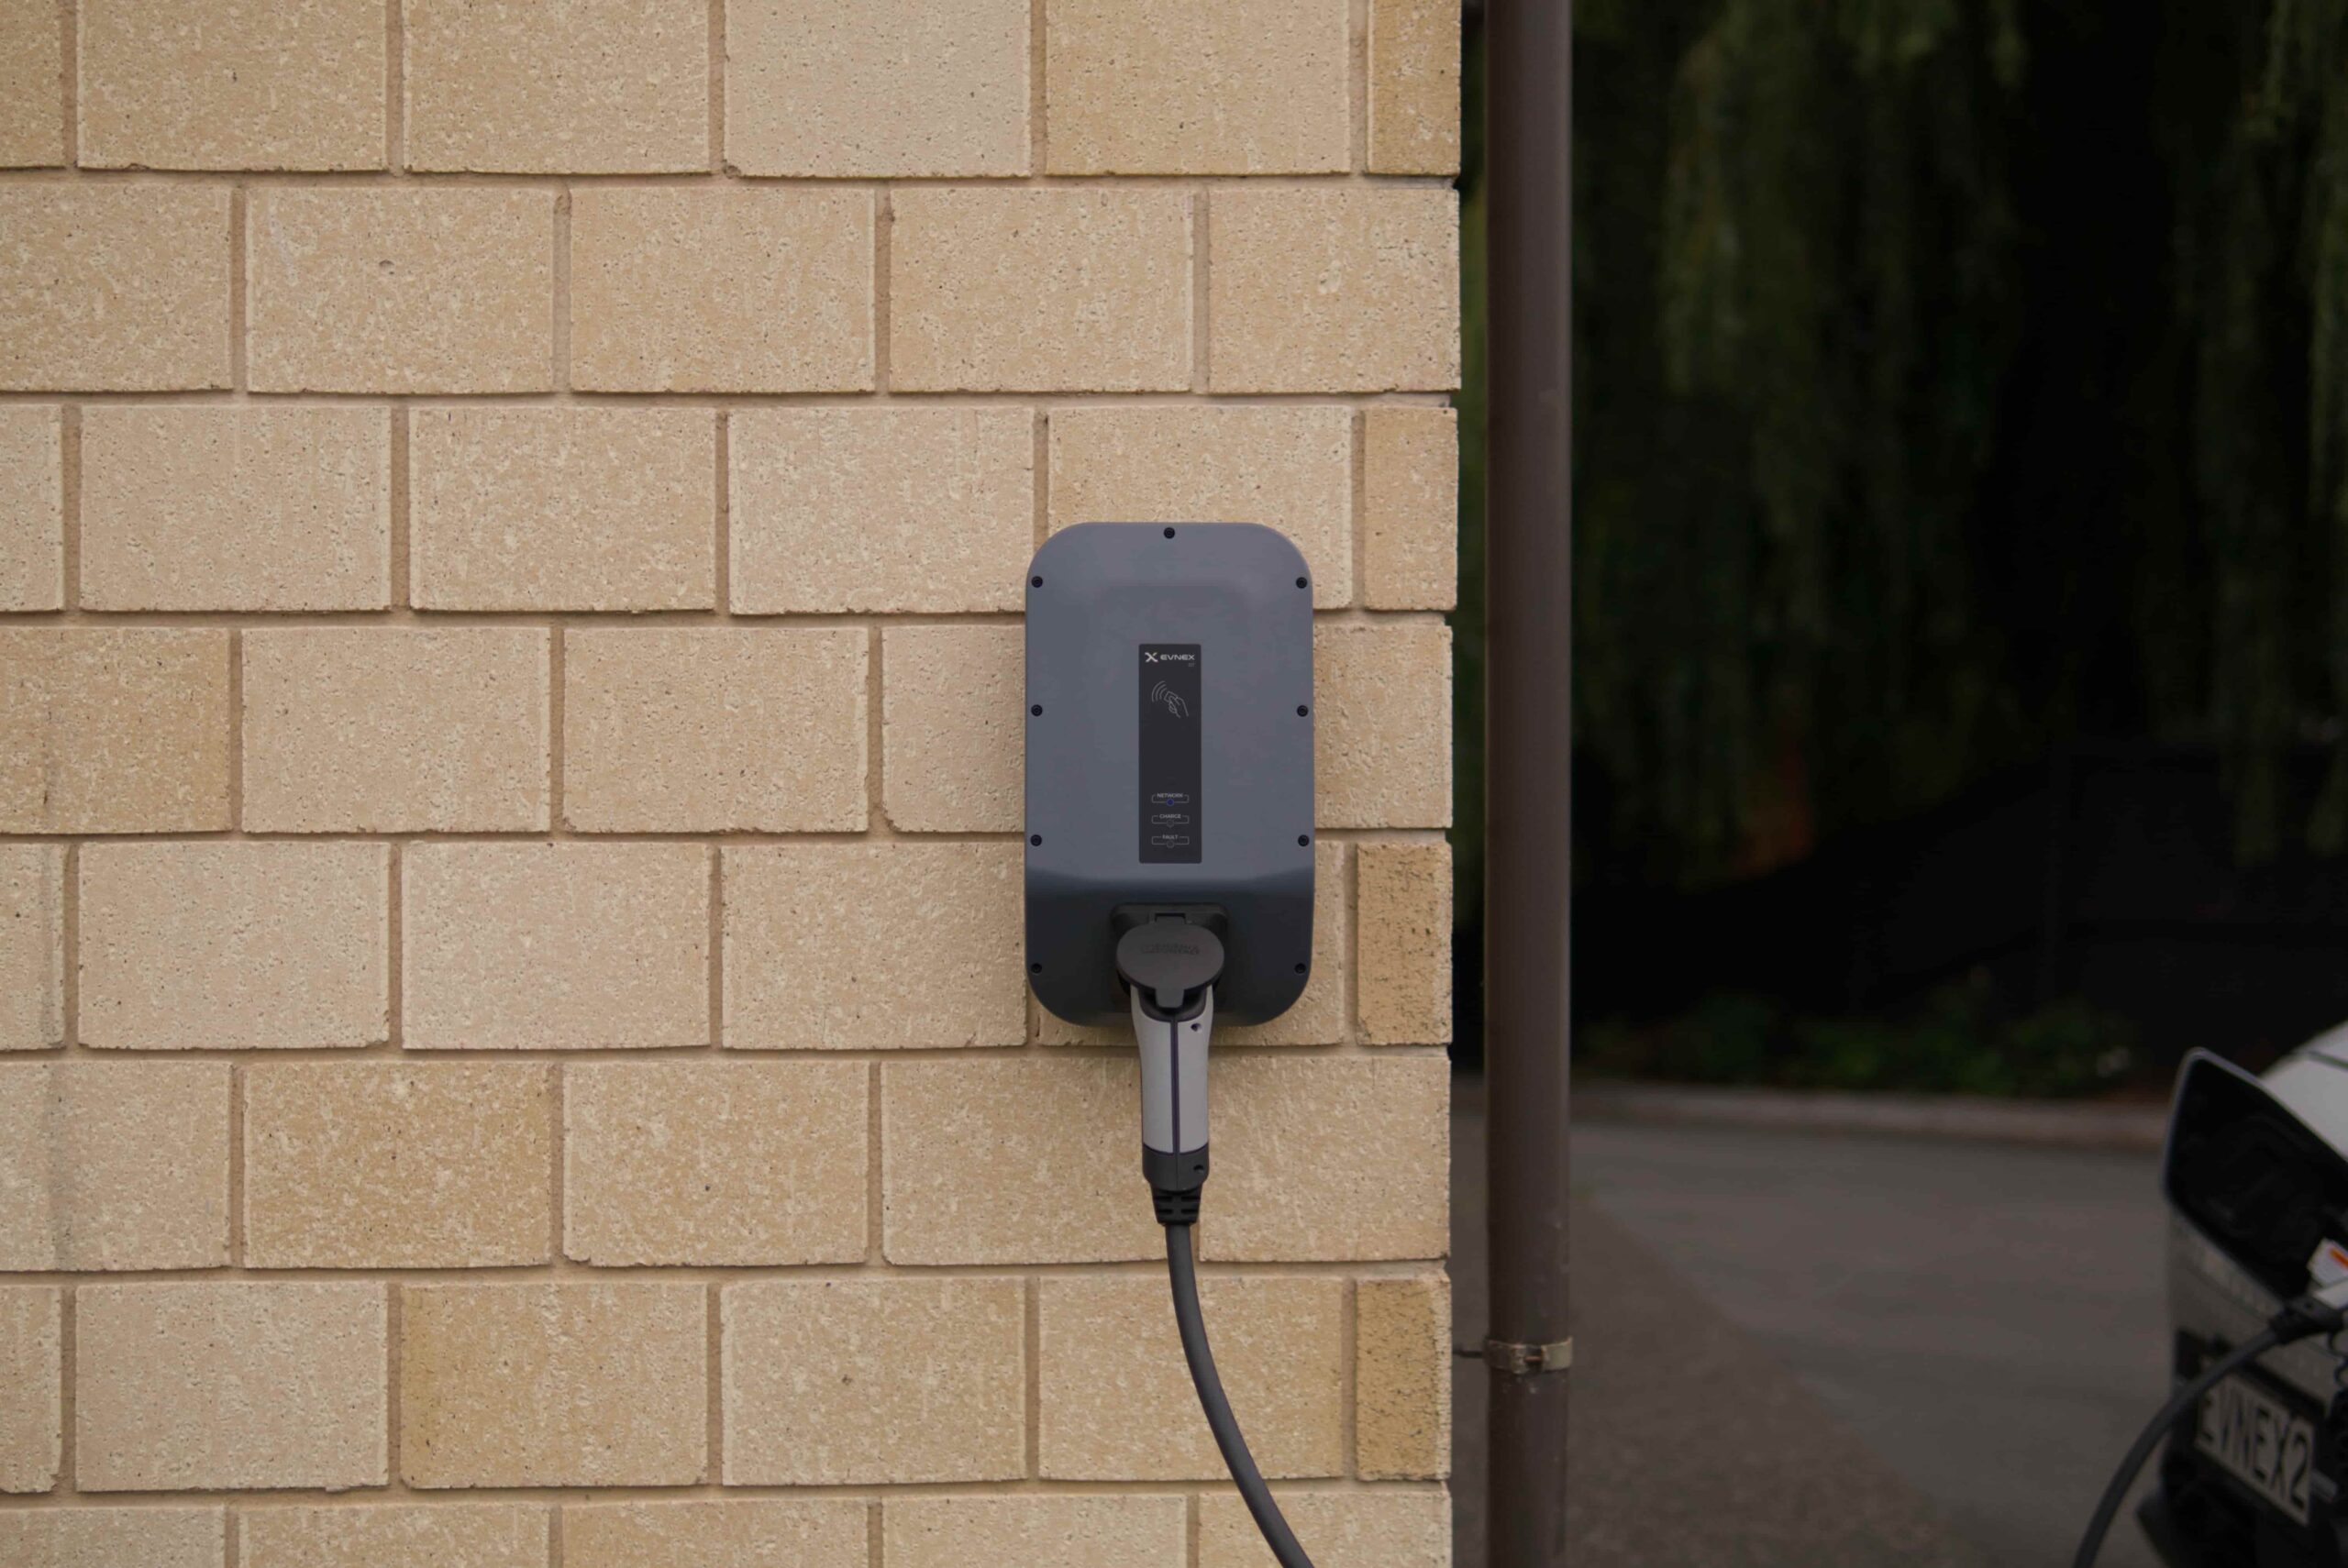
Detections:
[1164, 1221, 1317, 1568]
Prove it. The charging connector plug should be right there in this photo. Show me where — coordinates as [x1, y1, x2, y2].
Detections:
[1115, 911, 1223, 1225]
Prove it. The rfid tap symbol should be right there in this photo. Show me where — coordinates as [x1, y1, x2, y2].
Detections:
[1149, 679, 1190, 719]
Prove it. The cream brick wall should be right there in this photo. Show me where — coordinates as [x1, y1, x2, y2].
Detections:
[0, 0, 1457, 1557]
[0, 1285, 61, 1492]
[0, 408, 63, 611]
[568, 1498, 864, 1568]
[80, 407, 392, 612]
[410, 407, 716, 611]
[0, 1508, 225, 1568]
[243, 1505, 549, 1568]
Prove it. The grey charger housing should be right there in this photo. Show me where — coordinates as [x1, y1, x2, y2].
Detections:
[1024, 522, 1316, 1027]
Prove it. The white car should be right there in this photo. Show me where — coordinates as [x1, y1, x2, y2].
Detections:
[2144, 1034, 2348, 1566]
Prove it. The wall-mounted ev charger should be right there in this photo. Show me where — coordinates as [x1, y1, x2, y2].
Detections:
[1025, 522, 1321, 1568]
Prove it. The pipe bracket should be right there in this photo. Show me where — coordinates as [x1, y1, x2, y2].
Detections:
[1480, 1336, 1573, 1376]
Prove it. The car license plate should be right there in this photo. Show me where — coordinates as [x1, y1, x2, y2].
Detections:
[2197, 1372, 2317, 1526]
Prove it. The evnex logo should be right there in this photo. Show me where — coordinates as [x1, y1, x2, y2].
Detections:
[1144, 650, 1198, 664]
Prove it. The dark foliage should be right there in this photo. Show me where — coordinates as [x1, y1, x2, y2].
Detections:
[1557, 0, 2348, 887]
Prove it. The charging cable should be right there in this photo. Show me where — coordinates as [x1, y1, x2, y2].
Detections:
[1118, 915, 1319, 1568]
[2071, 1284, 2348, 1568]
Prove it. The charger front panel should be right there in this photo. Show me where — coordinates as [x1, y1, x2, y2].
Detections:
[1024, 523, 1315, 1027]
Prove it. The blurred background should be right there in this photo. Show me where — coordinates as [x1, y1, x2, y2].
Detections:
[1456, 0, 2348, 1094]
[1445, 4, 2348, 1564]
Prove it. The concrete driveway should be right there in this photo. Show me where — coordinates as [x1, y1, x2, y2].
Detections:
[1452, 1080, 2172, 1566]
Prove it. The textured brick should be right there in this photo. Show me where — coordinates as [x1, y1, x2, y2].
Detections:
[0, 845, 62, 1052]
[0, 0, 1458, 1519]
[0, 0, 63, 167]
[0, 629, 231, 833]
[731, 408, 1032, 613]
[888, 1498, 1185, 1568]
[0, 187, 230, 390]
[1039, 1275, 1343, 1479]
[1357, 843, 1451, 1043]
[245, 1064, 553, 1269]
[564, 629, 867, 832]
[80, 407, 388, 612]
[1200, 1491, 1449, 1568]
[0, 1063, 229, 1270]
[1045, 0, 1346, 174]
[404, 844, 709, 1051]
[727, 0, 1027, 176]
[568, 1501, 867, 1568]
[243, 628, 548, 833]
[403, 1283, 705, 1488]
[0, 1286, 60, 1492]
[80, 844, 387, 1052]
[0, 404, 61, 609]
[406, 0, 705, 172]
[1038, 841, 1344, 1046]
[1357, 1275, 1451, 1478]
[1363, 406, 1457, 610]
[571, 188, 872, 392]
[1368, 0, 1461, 174]
[892, 190, 1191, 392]
[248, 189, 554, 392]
[80, 0, 382, 171]
[724, 1278, 1024, 1485]
[1048, 407, 1353, 606]
[1204, 1057, 1447, 1262]
[1316, 624, 1452, 829]
[1233, 843, 1358, 1047]
[0, 1509, 224, 1568]
[725, 844, 1024, 1049]
[882, 1058, 1158, 1264]
[77, 1282, 388, 1492]
[1227, 839, 1348, 1045]
[883, 626, 1022, 831]
[246, 1507, 547, 1568]
[565, 1061, 866, 1266]
[1209, 189, 1459, 393]
[411, 408, 714, 611]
